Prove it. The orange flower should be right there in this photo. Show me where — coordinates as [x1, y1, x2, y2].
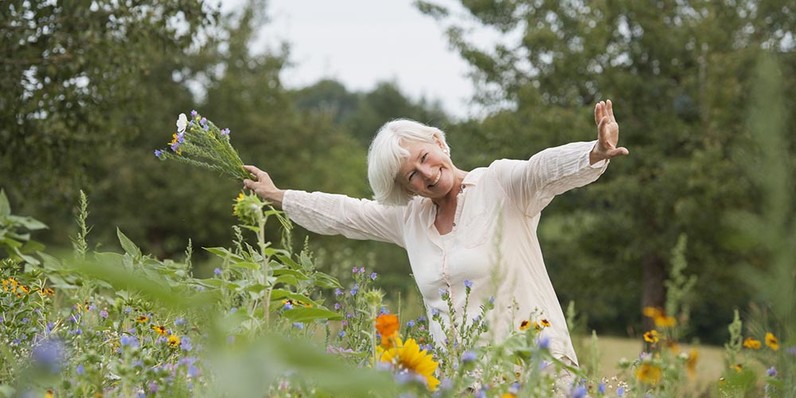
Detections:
[765, 332, 779, 351]
[743, 337, 762, 350]
[375, 313, 400, 347]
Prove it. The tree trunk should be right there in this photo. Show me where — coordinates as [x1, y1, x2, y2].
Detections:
[641, 252, 667, 332]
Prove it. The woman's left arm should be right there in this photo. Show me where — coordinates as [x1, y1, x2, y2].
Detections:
[589, 99, 629, 164]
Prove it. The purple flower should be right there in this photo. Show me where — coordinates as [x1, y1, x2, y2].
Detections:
[221, 128, 230, 136]
[76, 364, 84, 375]
[351, 267, 358, 274]
[31, 338, 65, 373]
[200, 117, 208, 128]
[617, 386, 625, 397]
[571, 385, 587, 398]
[358, 266, 365, 274]
[214, 268, 222, 276]
[124, 306, 132, 314]
[767, 366, 777, 377]
[598, 382, 606, 394]
[537, 335, 550, 350]
[191, 110, 198, 118]
[181, 336, 193, 352]
[99, 309, 108, 319]
[170, 141, 181, 152]
[338, 330, 346, 338]
[350, 284, 359, 296]
[154, 149, 164, 159]
[461, 350, 477, 363]
[406, 320, 415, 327]
[334, 303, 341, 310]
[370, 272, 378, 280]
[148, 382, 159, 393]
[120, 335, 139, 348]
[334, 288, 343, 297]
[464, 279, 473, 289]
[187, 364, 200, 378]
[283, 302, 294, 311]
[293, 322, 304, 330]
[439, 288, 448, 298]
[175, 317, 186, 326]
[46, 322, 55, 333]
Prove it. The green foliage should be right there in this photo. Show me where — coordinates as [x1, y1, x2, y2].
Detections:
[1, 0, 219, 220]
[418, 0, 796, 343]
[0, 189, 47, 265]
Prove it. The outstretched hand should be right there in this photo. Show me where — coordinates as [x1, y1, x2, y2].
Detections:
[590, 99, 629, 165]
[242, 165, 285, 208]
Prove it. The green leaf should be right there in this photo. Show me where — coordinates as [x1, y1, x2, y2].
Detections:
[282, 307, 343, 322]
[0, 189, 9, 218]
[229, 261, 260, 271]
[116, 228, 142, 259]
[204, 246, 245, 261]
[7, 215, 47, 230]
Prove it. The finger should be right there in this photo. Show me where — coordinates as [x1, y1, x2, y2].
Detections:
[606, 99, 615, 122]
[597, 116, 609, 137]
[609, 147, 629, 157]
[594, 102, 601, 125]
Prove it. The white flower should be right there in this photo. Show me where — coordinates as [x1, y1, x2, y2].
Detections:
[176, 113, 188, 133]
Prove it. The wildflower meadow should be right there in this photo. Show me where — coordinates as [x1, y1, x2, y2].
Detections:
[3, 59, 795, 396]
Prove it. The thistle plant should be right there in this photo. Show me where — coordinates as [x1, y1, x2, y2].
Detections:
[154, 111, 250, 181]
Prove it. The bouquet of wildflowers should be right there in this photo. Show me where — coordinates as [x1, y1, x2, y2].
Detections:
[154, 110, 250, 180]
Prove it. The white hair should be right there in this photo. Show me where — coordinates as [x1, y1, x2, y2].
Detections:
[367, 119, 450, 206]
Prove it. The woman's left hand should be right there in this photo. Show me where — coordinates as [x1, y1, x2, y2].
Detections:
[590, 99, 629, 164]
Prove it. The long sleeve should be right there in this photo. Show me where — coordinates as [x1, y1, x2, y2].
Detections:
[493, 140, 609, 217]
[282, 190, 406, 247]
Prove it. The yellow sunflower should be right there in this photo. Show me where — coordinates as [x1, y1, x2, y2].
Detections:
[742, 337, 761, 350]
[378, 337, 440, 391]
[643, 330, 660, 344]
[635, 362, 662, 385]
[765, 332, 779, 351]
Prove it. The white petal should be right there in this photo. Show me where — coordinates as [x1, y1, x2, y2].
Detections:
[176, 113, 188, 133]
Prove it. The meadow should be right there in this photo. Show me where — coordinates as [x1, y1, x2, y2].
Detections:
[1, 189, 791, 398]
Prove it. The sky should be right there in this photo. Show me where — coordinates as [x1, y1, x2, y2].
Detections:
[226, 0, 479, 119]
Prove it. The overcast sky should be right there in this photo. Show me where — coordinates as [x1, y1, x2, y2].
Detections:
[231, 0, 479, 119]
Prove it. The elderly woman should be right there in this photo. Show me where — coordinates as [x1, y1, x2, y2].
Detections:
[243, 100, 628, 372]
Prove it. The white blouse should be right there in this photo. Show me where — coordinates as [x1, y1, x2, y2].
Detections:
[282, 140, 609, 365]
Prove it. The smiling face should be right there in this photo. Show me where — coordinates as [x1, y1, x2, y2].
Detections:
[396, 139, 457, 200]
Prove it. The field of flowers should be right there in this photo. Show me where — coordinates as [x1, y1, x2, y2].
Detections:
[1, 186, 793, 397]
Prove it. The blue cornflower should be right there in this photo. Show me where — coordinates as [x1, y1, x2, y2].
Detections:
[370, 272, 378, 280]
[464, 279, 473, 289]
[221, 128, 230, 136]
[31, 338, 65, 373]
[293, 322, 304, 330]
[406, 320, 416, 328]
[334, 303, 341, 310]
[283, 301, 294, 311]
[154, 149, 164, 158]
[190, 110, 198, 118]
[537, 335, 550, 350]
[350, 284, 359, 296]
[187, 364, 200, 378]
[358, 266, 365, 274]
[76, 364, 84, 375]
[598, 382, 606, 394]
[617, 386, 625, 397]
[174, 317, 186, 326]
[181, 336, 193, 352]
[99, 309, 108, 319]
[571, 385, 587, 398]
[120, 335, 139, 348]
[461, 350, 477, 363]
[767, 366, 777, 377]
[338, 330, 346, 338]
[200, 117, 208, 128]
[213, 268, 222, 276]
[334, 288, 343, 297]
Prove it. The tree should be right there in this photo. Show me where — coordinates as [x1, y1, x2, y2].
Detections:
[0, 0, 219, 241]
[419, 0, 795, 341]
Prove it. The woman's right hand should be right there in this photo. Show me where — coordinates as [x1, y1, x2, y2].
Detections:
[243, 165, 285, 208]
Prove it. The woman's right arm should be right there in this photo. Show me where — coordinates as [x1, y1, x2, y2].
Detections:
[243, 165, 285, 208]
[242, 165, 405, 246]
